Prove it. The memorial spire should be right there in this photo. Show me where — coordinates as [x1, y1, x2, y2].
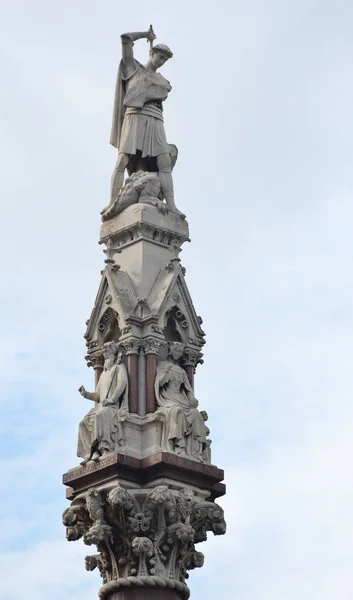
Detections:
[62, 25, 226, 600]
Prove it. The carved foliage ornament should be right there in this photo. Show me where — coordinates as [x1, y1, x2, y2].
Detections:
[120, 338, 141, 355]
[63, 484, 226, 599]
[142, 336, 163, 355]
[182, 347, 203, 367]
[85, 351, 105, 370]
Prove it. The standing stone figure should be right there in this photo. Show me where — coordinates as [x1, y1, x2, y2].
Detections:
[77, 342, 128, 465]
[101, 26, 182, 220]
[154, 342, 209, 461]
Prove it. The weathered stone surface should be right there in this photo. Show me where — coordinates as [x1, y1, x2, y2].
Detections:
[78, 342, 128, 465]
[102, 171, 162, 221]
[63, 483, 226, 599]
[155, 342, 210, 463]
[100, 202, 189, 247]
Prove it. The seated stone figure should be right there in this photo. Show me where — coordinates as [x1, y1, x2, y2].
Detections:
[154, 342, 209, 462]
[77, 342, 128, 465]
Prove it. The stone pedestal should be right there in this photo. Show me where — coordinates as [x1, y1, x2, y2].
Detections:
[100, 203, 190, 301]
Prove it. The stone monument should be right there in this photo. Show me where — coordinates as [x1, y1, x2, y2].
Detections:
[63, 26, 226, 600]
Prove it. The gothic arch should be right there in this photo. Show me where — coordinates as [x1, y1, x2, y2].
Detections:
[163, 305, 189, 343]
[97, 307, 121, 344]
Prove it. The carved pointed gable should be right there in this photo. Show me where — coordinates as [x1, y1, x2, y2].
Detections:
[84, 266, 138, 347]
[147, 263, 205, 347]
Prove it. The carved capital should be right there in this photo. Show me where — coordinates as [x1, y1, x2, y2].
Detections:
[85, 341, 104, 370]
[142, 336, 163, 355]
[90, 354, 104, 370]
[119, 337, 141, 355]
[63, 484, 226, 598]
[182, 347, 203, 368]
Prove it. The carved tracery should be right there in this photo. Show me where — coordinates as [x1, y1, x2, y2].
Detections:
[163, 305, 188, 343]
[98, 308, 121, 344]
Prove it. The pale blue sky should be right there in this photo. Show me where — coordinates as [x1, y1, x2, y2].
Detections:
[1, 1, 353, 598]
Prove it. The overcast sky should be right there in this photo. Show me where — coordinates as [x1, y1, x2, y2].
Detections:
[1, 0, 353, 599]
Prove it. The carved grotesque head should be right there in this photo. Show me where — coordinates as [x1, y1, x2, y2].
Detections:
[150, 44, 173, 69]
[169, 341, 184, 361]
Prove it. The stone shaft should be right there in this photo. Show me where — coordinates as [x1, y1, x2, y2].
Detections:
[109, 590, 180, 600]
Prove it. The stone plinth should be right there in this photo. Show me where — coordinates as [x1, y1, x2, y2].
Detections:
[63, 451, 226, 502]
[99, 204, 190, 301]
[100, 203, 190, 246]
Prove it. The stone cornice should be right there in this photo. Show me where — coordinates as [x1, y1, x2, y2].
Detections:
[100, 220, 190, 251]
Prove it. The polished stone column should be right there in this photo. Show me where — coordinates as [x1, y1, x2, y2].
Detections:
[123, 339, 140, 414]
[146, 353, 157, 413]
[138, 349, 146, 416]
[143, 337, 161, 414]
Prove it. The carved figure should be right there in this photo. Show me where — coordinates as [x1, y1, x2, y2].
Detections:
[154, 342, 209, 461]
[62, 500, 89, 541]
[108, 170, 161, 215]
[101, 26, 183, 220]
[77, 342, 128, 465]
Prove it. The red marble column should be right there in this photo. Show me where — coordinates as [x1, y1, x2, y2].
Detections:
[146, 353, 157, 413]
[127, 353, 139, 414]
